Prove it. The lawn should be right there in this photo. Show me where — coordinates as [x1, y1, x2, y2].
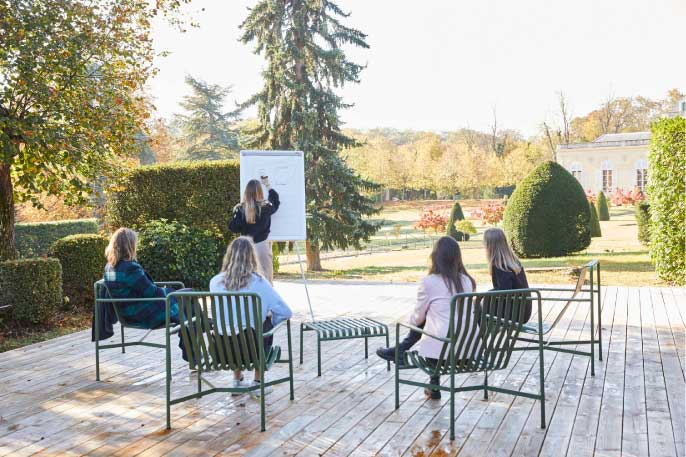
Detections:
[278, 202, 662, 286]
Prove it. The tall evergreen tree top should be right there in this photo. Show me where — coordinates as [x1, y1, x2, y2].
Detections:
[173, 75, 240, 160]
[239, 0, 380, 253]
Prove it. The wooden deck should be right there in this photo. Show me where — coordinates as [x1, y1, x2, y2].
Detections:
[0, 282, 684, 456]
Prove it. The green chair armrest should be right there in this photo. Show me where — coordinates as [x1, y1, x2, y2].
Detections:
[264, 320, 289, 337]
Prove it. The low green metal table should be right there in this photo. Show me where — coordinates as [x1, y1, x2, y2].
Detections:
[299, 318, 390, 376]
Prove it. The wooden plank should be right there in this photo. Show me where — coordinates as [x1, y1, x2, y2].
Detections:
[621, 286, 649, 457]
[563, 285, 619, 457]
[642, 287, 678, 457]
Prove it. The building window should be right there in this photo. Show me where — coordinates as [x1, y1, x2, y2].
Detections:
[635, 159, 648, 192]
[571, 163, 582, 182]
[601, 160, 613, 193]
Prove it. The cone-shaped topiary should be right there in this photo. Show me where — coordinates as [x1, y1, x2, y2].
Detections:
[446, 201, 465, 241]
[589, 201, 602, 237]
[596, 191, 610, 221]
[503, 161, 591, 258]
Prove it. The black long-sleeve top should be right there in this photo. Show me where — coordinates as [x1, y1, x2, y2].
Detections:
[490, 265, 532, 323]
[229, 189, 280, 243]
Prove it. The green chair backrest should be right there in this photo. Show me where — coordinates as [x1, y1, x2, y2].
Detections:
[417, 290, 534, 375]
[170, 291, 267, 373]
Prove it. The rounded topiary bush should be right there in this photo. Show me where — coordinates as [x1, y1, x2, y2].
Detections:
[136, 219, 225, 289]
[589, 201, 602, 238]
[596, 191, 610, 221]
[446, 201, 465, 241]
[503, 161, 591, 258]
[49, 234, 108, 308]
[635, 202, 651, 246]
[0, 258, 62, 325]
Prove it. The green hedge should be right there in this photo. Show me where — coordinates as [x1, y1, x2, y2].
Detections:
[0, 258, 62, 325]
[589, 201, 602, 238]
[446, 201, 466, 241]
[49, 234, 108, 309]
[635, 203, 651, 246]
[16, 219, 98, 257]
[107, 160, 240, 242]
[596, 191, 610, 221]
[503, 161, 591, 258]
[648, 117, 685, 284]
[137, 219, 225, 289]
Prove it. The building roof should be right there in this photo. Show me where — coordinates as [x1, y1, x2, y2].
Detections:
[593, 132, 651, 143]
[558, 131, 650, 151]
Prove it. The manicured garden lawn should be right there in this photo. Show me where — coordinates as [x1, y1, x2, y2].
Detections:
[279, 203, 661, 286]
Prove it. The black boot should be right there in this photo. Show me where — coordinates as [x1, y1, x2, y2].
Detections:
[424, 375, 441, 400]
[376, 346, 405, 366]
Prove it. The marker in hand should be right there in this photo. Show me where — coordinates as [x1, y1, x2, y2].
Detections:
[260, 175, 271, 189]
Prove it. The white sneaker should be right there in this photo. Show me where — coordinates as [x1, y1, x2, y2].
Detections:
[231, 377, 248, 396]
[248, 380, 273, 398]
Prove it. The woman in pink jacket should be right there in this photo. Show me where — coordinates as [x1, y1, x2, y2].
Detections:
[377, 236, 476, 399]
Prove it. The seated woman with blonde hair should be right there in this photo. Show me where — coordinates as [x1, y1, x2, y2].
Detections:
[209, 236, 293, 395]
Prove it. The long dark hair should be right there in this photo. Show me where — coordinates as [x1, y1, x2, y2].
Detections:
[429, 236, 476, 293]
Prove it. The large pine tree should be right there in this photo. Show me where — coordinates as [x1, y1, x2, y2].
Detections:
[173, 75, 240, 161]
[240, 0, 380, 270]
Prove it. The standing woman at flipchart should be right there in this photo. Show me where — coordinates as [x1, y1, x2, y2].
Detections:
[229, 177, 280, 284]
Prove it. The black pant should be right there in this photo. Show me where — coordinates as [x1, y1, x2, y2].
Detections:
[398, 322, 424, 351]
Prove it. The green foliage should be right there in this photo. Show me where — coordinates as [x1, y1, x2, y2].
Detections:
[589, 201, 602, 238]
[15, 219, 98, 257]
[240, 0, 381, 268]
[48, 234, 107, 308]
[503, 161, 591, 258]
[173, 75, 241, 161]
[635, 203, 651, 246]
[0, 258, 62, 325]
[648, 117, 685, 284]
[596, 191, 610, 221]
[107, 161, 240, 242]
[455, 220, 477, 235]
[446, 201, 465, 240]
[136, 219, 224, 289]
[0, 0, 191, 259]
[272, 242, 280, 274]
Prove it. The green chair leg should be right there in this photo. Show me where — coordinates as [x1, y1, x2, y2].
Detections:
[394, 327, 400, 409]
[299, 323, 304, 365]
[364, 335, 368, 359]
[317, 336, 322, 377]
[287, 321, 294, 400]
[484, 370, 488, 400]
[539, 340, 546, 429]
[120, 325, 125, 354]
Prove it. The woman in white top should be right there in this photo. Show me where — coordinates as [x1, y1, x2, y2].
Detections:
[209, 236, 293, 395]
[377, 236, 476, 399]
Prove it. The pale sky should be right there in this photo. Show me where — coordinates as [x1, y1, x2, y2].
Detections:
[150, 0, 686, 137]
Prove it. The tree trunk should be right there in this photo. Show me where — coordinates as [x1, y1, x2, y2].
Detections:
[0, 163, 17, 260]
[305, 240, 322, 271]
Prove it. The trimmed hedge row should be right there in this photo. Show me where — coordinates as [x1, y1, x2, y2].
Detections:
[0, 258, 62, 325]
[49, 234, 108, 309]
[504, 161, 591, 258]
[16, 219, 98, 257]
[648, 117, 685, 284]
[635, 203, 651, 246]
[137, 219, 225, 289]
[107, 160, 240, 242]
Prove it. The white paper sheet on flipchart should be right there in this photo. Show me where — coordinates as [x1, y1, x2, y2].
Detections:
[239, 150, 307, 241]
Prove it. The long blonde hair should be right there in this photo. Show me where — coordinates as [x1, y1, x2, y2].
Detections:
[220, 236, 260, 290]
[105, 228, 137, 266]
[484, 227, 522, 275]
[241, 179, 265, 224]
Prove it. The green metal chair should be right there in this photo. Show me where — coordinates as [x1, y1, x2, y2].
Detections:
[165, 291, 294, 432]
[93, 279, 184, 381]
[299, 318, 390, 376]
[514, 260, 603, 376]
[395, 289, 546, 441]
